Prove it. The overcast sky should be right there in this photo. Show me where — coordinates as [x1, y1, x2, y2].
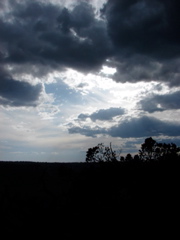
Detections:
[0, 0, 180, 162]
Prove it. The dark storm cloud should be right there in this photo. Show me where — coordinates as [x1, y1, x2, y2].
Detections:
[102, 0, 180, 59]
[69, 116, 180, 138]
[138, 91, 180, 113]
[0, 0, 112, 74]
[0, 0, 179, 87]
[0, 67, 42, 107]
[0, 0, 113, 107]
[111, 56, 180, 86]
[78, 107, 125, 122]
[102, 0, 180, 85]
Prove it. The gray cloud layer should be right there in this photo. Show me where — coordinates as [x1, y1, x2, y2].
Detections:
[0, 67, 42, 107]
[138, 91, 180, 113]
[78, 107, 125, 122]
[69, 116, 180, 138]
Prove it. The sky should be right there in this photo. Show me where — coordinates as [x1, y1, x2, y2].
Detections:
[0, 0, 180, 162]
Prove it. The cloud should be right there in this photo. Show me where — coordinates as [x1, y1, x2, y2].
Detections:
[0, 1, 112, 74]
[68, 125, 106, 138]
[78, 107, 125, 122]
[0, 67, 42, 107]
[108, 116, 180, 138]
[0, 0, 180, 90]
[69, 116, 180, 138]
[103, 0, 180, 59]
[138, 91, 180, 113]
[101, 0, 180, 85]
[0, 0, 113, 108]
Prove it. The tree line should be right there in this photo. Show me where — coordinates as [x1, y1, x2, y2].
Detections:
[86, 137, 180, 163]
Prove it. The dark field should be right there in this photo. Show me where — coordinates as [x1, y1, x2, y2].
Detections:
[0, 160, 178, 236]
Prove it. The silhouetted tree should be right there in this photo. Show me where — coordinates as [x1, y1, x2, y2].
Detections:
[156, 142, 180, 161]
[86, 143, 118, 163]
[120, 156, 125, 162]
[139, 137, 180, 161]
[86, 144, 102, 163]
[125, 153, 133, 162]
[86, 137, 180, 163]
[133, 154, 140, 162]
[139, 137, 157, 161]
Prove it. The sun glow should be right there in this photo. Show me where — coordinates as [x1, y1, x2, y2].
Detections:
[100, 66, 117, 75]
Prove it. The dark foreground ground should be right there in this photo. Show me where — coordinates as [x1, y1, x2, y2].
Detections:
[0, 160, 179, 237]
